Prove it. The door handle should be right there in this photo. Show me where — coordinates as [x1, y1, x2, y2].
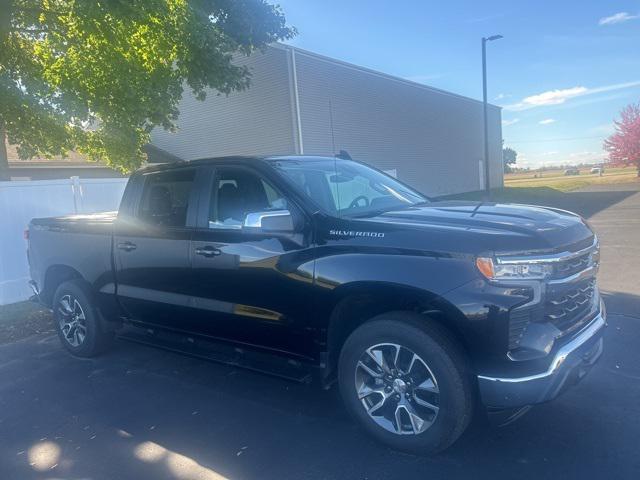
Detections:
[117, 241, 137, 252]
[195, 246, 221, 258]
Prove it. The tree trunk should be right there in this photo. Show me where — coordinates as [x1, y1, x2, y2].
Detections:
[0, 124, 10, 181]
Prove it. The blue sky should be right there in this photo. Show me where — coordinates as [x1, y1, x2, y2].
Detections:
[276, 0, 640, 168]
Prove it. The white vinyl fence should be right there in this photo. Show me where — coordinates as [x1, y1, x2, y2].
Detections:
[0, 177, 128, 305]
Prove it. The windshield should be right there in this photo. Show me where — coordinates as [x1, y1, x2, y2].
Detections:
[269, 158, 428, 217]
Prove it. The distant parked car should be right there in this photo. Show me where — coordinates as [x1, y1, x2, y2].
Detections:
[564, 168, 580, 176]
[591, 167, 604, 175]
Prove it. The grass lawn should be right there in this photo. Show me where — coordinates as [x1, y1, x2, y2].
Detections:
[438, 166, 640, 207]
[504, 166, 638, 192]
[0, 301, 53, 345]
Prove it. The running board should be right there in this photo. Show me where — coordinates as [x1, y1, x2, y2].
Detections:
[116, 325, 313, 384]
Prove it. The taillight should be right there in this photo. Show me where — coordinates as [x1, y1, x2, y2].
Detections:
[24, 229, 29, 240]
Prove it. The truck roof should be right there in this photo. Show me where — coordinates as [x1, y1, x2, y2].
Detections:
[136, 155, 338, 174]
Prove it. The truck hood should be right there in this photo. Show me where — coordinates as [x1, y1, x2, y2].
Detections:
[357, 200, 594, 255]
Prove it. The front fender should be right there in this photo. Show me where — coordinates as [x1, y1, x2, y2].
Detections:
[312, 250, 479, 343]
[314, 251, 478, 295]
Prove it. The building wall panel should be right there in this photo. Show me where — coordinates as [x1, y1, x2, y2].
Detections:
[151, 47, 297, 160]
[151, 45, 503, 196]
[293, 49, 503, 195]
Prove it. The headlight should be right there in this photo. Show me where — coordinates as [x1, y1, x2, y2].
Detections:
[476, 257, 553, 281]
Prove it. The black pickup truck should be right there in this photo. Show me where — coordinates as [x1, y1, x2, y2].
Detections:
[27, 156, 605, 453]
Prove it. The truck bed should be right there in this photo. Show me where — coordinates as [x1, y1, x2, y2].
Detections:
[28, 211, 118, 306]
[30, 211, 118, 228]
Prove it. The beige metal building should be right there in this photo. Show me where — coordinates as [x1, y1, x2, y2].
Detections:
[151, 44, 503, 196]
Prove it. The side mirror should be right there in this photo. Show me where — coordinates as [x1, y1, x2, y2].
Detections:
[243, 210, 295, 233]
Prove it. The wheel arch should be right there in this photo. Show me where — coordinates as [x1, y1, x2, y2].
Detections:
[323, 282, 472, 383]
[42, 264, 85, 307]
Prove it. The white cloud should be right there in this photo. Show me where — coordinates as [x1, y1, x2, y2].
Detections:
[539, 118, 557, 125]
[552, 92, 631, 111]
[494, 93, 511, 101]
[504, 81, 640, 111]
[599, 12, 639, 26]
[502, 118, 520, 126]
[515, 86, 587, 109]
[517, 150, 606, 168]
[567, 151, 605, 164]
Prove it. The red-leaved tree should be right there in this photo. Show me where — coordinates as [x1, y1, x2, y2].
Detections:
[604, 102, 640, 176]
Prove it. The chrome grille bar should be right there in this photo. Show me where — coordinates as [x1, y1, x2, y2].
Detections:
[496, 237, 598, 265]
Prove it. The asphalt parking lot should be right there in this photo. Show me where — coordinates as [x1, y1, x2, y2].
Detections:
[1, 184, 640, 480]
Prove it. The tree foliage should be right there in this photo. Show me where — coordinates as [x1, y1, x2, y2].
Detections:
[0, 0, 295, 175]
[604, 102, 640, 175]
[502, 146, 517, 173]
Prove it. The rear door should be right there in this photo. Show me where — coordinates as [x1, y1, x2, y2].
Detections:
[114, 167, 203, 332]
[189, 164, 317, 358]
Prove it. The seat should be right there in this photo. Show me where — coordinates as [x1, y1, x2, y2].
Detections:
[237, 173, 270, 213]
[217, 183, 243, 222]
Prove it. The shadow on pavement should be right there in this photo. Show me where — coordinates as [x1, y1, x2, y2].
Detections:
[602, 290, 640, 318]
[440, 185, 639, 219]
[519, 187, 638, 219]
[1, 292, 639, 480]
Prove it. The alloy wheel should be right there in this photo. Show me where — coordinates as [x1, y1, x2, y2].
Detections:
[57, 294, 87, 347]
[355, 343, 440, 435]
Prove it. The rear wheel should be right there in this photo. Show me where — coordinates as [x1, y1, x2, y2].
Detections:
[338, 313, 474, 454]
[53, 280, 113, 357]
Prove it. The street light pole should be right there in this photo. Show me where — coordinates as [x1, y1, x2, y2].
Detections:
[482, 35, 502, 200]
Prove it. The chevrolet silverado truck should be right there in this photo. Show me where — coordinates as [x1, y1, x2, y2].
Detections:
[27, 156, 605, 453]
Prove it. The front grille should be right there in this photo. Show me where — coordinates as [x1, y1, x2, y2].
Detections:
[545, 279, 596, 333]
[504, 238, 600, 352]
[551, 252, 593, 279]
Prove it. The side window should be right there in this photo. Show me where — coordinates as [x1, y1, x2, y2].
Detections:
[209, 168, 288, 229]
[138, 169, 196, 227]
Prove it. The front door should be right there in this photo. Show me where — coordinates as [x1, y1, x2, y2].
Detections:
[114, 167, 201, 332]
[189, 164, 317, 358]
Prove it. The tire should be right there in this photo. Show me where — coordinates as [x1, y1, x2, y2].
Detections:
[338, 312, 474, 454]
[52, 280, 113, 357]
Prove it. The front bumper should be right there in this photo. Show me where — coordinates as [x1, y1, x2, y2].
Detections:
[477, 302, 606, 408]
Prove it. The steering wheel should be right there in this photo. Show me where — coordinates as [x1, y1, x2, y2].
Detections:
[348, 195, 370, 209]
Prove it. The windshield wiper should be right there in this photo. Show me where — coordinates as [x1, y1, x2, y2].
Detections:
[348, 204, 411, 218]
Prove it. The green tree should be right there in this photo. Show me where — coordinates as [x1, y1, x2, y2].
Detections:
[503, 146, 517, 173]
[0, 0, 295, 179]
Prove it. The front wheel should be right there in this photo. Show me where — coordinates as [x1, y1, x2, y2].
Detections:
[338, 313, 474, 454]
[53, 280, 113, 357]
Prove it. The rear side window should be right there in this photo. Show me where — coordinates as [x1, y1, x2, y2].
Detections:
[138, 169, 196, 227]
